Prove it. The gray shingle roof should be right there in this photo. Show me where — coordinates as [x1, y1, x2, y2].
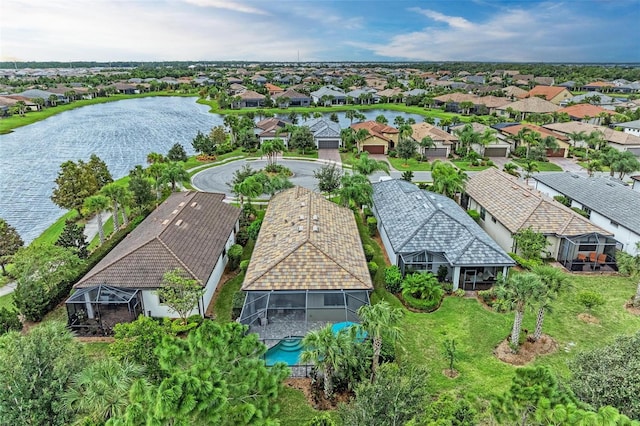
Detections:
[76, 192, 240, 289]
[533, 172, 640, 234]
[372, 180, 514, 267]
[305, 118, 341, 138]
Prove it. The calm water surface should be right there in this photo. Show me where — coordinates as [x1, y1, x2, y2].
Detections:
[0, 98, 429, 243]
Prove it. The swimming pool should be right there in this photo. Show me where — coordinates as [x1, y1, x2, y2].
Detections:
[264, 322, 367, 366]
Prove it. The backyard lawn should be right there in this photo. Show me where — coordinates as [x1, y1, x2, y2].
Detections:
[514, 159, 563, 172]
[451, 160, 495, 171]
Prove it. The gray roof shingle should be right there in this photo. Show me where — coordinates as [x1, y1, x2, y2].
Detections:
[372, 180, 514, 267]
[533, 172, 640, 234]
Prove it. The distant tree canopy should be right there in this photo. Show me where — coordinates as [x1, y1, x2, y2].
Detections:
[51, 156, 112, 216]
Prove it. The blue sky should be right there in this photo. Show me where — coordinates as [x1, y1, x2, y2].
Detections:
[2, 0, 639, 62]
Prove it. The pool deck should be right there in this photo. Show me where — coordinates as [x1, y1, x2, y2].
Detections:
[250, 318, 330, 348]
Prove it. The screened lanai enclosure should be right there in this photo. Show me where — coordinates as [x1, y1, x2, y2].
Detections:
[239, 290, 370, 343]
[66, 285, 143, 336]
[558, 233, 620, 272]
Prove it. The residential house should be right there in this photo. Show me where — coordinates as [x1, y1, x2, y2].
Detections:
[543, 121, 640, 155]
[234, 90, 265, 108]
[583, 81, 615, 92]
[502, 86, 529, 100]
[310, 85, 347, 105]
[433, 92, 479, 113]
[372, 179, 514, 290]
[464, 169, 617, 271]
[473, 95, 512, 115]
[265, 83, 284, 96]
[254, 118, 291, 145]
[376, 88, 403, 102]
[557, 104, 615, 124]
[533, 173, 640, 255]
[496, 123, 570, 157]
[305, 118, 342, 149]
[351, 121, 399, 154]
[346, 88, 379, 104]
[410, 122, 458, 157]
[272, 88, 312, 107]
[631, 175, 640, 192]
[239, 186, 373, 341]
[615, 119, 640, 137]
[496, 97, 560, 120]
[559, 91, 621, 108]
[17, 88, 68, 105]
[228, 83, 247, 95]
[525, 86, 573, 105]
[450, 122, 511, 157]
[67, 192, 241, 334]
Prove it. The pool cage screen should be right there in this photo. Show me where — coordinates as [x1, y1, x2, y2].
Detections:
[66, 285, 142, 334]
[558, 233, 620, 271]
[239, 290, 371, 327]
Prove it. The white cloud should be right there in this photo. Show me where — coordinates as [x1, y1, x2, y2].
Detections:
[357, 4, 602, 62]
[180, 0, 269, 15]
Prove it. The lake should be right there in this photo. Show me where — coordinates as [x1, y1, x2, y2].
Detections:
[0, 97, 428, 243]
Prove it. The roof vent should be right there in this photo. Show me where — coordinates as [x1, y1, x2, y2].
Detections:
[191, 202, 198, 207]
[416, 194, 422, 200]
[299, 215, 305, 220]
[313, 225, 319, 232]
[436, 203, 443, 209]
[298, 225, 303, 232]
[429, 195, 436, 200]
[178, 202, 186, 207]
[161, 219, 170, 225]
[175, 219, 183, 227]
[313, 214, 318, 221]
[300, 201, 306, 207]
[172, 209, 179, 215]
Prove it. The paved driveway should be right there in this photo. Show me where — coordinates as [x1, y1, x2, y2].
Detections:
[547, 157, 584, 173]
[318, 149, 341, 163]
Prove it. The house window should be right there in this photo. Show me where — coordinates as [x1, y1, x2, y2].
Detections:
[610, 220, 619, 228]
[491, 216, 497, 224]
[480, 207, 486, 221]
[582, 206, 592, 218]
[324, 293, 344, 307]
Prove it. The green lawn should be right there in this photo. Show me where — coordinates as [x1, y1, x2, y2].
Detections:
[0, 293, 14, 310]
[283, 151, 319, 159]
[577, 161, 610, 172]
[274, 386, 338, 426]
[451, 161, 495, 171]
[514, 159, 563, 172]
[388, 157, 432, 171]
[30, 210, 79, 246]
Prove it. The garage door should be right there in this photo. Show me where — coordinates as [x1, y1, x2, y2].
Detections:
[484, 147, 508, 157]
[363, 145, 385, 154]
[318, 139, 340, 149]
[424, 148, 448, 157]
[546, 148, 566, 157]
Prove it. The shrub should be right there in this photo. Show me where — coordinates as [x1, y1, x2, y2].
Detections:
[239, 260, 250, 272]
[437, 265, 449, 282]
[441, 281, 453, 294]
[363, 244, 375, 262]
[388, 150, 397, 158]
[0, 307, 21, 335]
[478, 288, 496, 304]
[514, 146, 527, 158]
[577, 291, 605, 311]
[384, 265, 403, 294]
[232, 291, 246, 320]
[509, 252, 542, 270]
[368, 261, 379, 277]
[553, 195, 571, 207]
[247, 218, 263, 240]
[571, 207, 590, 218]
[453, 288, 466, 297]
[366, 216, 377, 237]
[467, 209, 480, 222]
[401, 272, 444, 312]
[228, 244, 243, 270]
[235, 229, 249, 247]
[362, 207, 373, 218]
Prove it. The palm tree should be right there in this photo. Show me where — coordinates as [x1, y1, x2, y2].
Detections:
[100, 183, 124, 230]
[375, 114, 388, 124]
[419, 136, 436, 160]
[233, 175, 263, 207]
[83, 195, 110, 245]
[339, 173, 373, 208]
[357, 301, 403, 381]
[146, 162, 168, 199]
[495, 272, 543, 352]
[117, 188, 134, 227]
[567, 130, 587, 149]
[503, 162, 521, 177]
[352, 152, 390, 176]
[478, 128, 497, 157]
[353, 128, 371, 152]
[160, 162, 189, 191]
[585, 159, 603, 177]
[521, 159, 539, 184]
[300, 325, 356, 399]
[431, 160, 468, 201]
[63, 358, 145, 423]
[531, 265, 569, 341]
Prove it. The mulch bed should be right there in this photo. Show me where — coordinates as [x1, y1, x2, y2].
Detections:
[494, 334, 558, 366]
[624, 302, 640, 316]
[443, 369, 459, 379]
[577, 313, 600, 324]
[285, 377, 352, 411]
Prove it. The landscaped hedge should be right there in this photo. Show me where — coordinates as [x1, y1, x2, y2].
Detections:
[402, 291, 442, 312]
[366, 217, 377, 237]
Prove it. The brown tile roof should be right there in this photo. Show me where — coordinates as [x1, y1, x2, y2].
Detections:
[543, 122, 640, 146]
[526, 85, 570, 101]
[376, 88, 403, 97]
[466, 169, 611, 236]
[475, 95, 512, 108]
[351, 121, 399, 142]
[498, 97, 560, 113]
[410, 122, 458, 144]
[433, 92, 479, 103]
[557, 104, 615, 119]
[502, 86, 529, 99]
[242, 187, 373, 291]
[585, 81, 614, 87]
[76, 192, 240, 289]
[265, 83, 283, 93]
[272, 88, 309, 99]
[499, 123, 568, 141]
[239, 90, 265, 100]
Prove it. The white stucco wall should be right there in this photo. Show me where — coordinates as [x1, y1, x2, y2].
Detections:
[469, 198, 515, 253]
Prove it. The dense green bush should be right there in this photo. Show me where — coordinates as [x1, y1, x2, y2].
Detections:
[0, 307, 21, 335]
[478, 288, 496, 304]
[235, 229, 249, 247]
[362, 207, 373, 218]
[388, 150, 397, 158]
[401, 272, 444, 312]
[239, 260, 250, 272]
[368, 261, 379, 277]
[363, 244, 375, 262]
[366, 217, 377, 237]
[228, 244, 243, 270]
[577, 291, 605, 311]
[384, 265, 403, 294]
[467, 209, 480, 222]
[509, 252, 542, 270]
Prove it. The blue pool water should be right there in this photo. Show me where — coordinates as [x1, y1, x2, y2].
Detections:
[264, 322, 368, 366]
[265, 337, 303, 366]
